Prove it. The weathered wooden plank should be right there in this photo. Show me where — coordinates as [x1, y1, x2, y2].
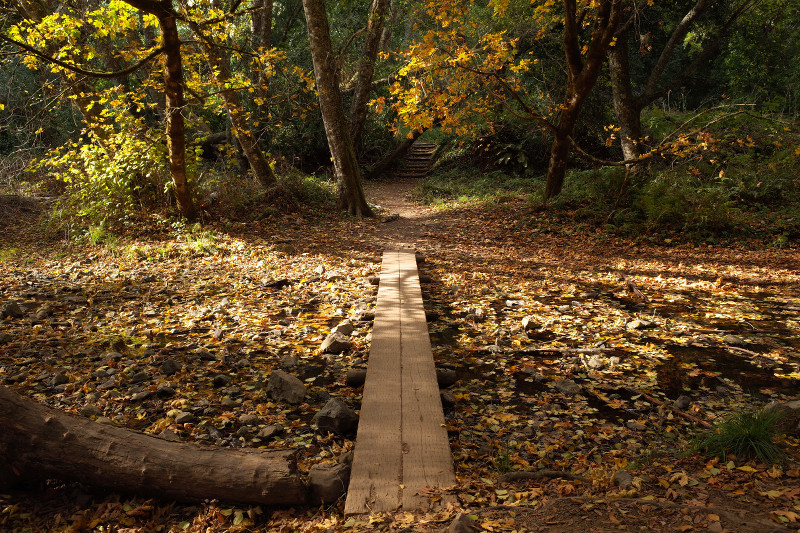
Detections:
[345, 249, 455, 514]
[397, 250, 456, 509]
[344, 251, 403, 514]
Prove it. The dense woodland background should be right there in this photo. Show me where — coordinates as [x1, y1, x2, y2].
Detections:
[0, 0, 798, 241]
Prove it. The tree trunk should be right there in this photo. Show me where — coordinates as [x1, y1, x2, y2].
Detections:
[188, 20, 277, 188]
[0, 386, 306, 506]
[609, 31, 643, 162]
[543, 0, 622, 200]
[349, 0, 389, 149]
[302, 0, 372, 216]
[160, 13, 196, 219]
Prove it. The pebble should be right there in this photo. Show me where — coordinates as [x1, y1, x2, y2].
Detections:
[555, 378, 581, 395]
[674, 395, 692, 410]
[156, 384, 176, 398]
[212, 374, 232, 388]
[613, 469, 633, 488]
[175, 411, 196, 424]
[80, 404, 102, 418]
[626, 420, 647, 431]
[239, 413, 259, 426]
[161, 358, 181, 376]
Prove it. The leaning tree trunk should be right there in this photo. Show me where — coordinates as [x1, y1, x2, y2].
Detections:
[160, 13, 197, 219]
[0, 386, 306, 506]
[302, 0, 372, 216]
[188, 20, 277, 188]
[348, 0, 389, 149]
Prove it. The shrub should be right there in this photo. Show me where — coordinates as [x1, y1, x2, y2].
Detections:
[691, 406, 786, 464]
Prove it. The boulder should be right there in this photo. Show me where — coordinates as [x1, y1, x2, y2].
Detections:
[345, 369, 367, 387]
[436, 368, 458, 388]
[313, 398, 358, 435]
[308, 462, 350, 504]
[321, 333, 351, 354]
[331, 319, 354, 337]
[266, 370, 306, 404]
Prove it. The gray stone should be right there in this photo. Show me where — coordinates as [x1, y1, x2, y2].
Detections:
[555, 378, 581, 395]
[446, 513, 480, 533]
[280, 354, 299, 369]
[194, 348, 217, 361]
[345, 368, 367, 387]
[97, 377, 117, 391]
[1, 301, 24, 319]
[235, 426, 253, 437]
[331, 319, 354, 337]
[239, 413, 260, 426]
[257, 425, 280, 440]
[674, 395, 692, 410]
[325, 271, 344, 282]
[158, 429, 181, 442]
[436, 368, 458, 388]
[131, 391, 150, 401]
[266, 370, 306, 404]
[156, 384, 176, 398]
[321, 332, 351, 354]
[557, 305, 572, 313]
[368, 276, 380, 285]
[722, 334, 747, 347]
[0, 332, 11, 344]
[626, 319, 654, 330]
[161, 358, 181, 376]
[52, 373, 69, 386]
[585, 355, 605, 370]
[221, 396, 238, 408]
[130, 371, 150, 384]
[80, 404, 102, 418]
[175, 411, 195, 424]
[767, 400, 800, 434]
[613, 469, 633, 489]
[212, 374, 232, 388]
[308, 462, 350, 504]
[313, 398, 359, 435]
[440, 390, 456, 408]
[521, 316, 539, 332]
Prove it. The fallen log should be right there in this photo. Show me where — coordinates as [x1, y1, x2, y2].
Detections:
[0, 386, 306, 506]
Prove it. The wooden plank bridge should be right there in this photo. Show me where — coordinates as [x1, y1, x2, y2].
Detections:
[344, 249, 456, 514]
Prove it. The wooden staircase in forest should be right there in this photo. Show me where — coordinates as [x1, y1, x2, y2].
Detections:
[344, 249, 455, 515]
[394, 142, 437, 179]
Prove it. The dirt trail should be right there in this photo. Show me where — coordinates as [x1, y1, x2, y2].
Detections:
[363, 176, 440, 250]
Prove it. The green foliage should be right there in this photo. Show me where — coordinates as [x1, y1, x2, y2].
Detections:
[691, 406, 786, 464]
[414, 165, 541, 207]
[0, 247, 20, 262]
[39, 120, 170, 229]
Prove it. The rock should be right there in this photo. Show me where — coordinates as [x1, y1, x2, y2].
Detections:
[626, 420, 647, 431]
[156, 384, 176, 398]
[314, 265, 326, 275]
[436, 368, 458, 388]
[212, 374, 232, 388]
[313, 398, 359, 435]
[280, 354, 299, 369]
[331, 319, 354, 337]
[239, 413, 260, 426]
[585, 355, 605, 370]
[557, 305, 572, 313]
[692, 334, 714, 345]
[445, 513, 480, 533]
[767, 400, 800, 434]
[521, 316, 539, 332]
[1, 301, 24, 319]
[158, 429, 181, 442]
[97, 377, 117, 391]
[52, 373, 69, 386]
[193, 348, 217, 361]
[320, 332, 351, 354]
[722, 334, 747, 347]
[325, 271, 344, 282]
[220, 396, 238, 408]
[626, 319, 654, 330]
[131, 391, 151, 402]
[708, 521, 723, 533]
[613, 469, 633, 488]
[95, 416, 113, 425]
[161, 358, 181, 376]
[130, 371, 150, 384]
[175, 411, 195, 424]
[419, 274, 432, 283]
[345, 368, 367, 387]
[0, 332, 11, 344]
[308, 462, 350, 504]
[80, 404, 102, 418]
[368, 276, 380, 285]
[674, 395, 692, 410]
[256, 425, 280, 440]
[555, 379, 581, 395]
[337, 450, 354, 465]
[440, 390, 456, 408]
[266, 370, 306, 404]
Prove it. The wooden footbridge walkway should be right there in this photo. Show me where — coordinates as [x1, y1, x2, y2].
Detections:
[344, 249, 456, 514]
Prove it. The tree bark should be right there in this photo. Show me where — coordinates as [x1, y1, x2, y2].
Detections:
[544, 0, 622, 199]
[0, 386, 306, 506]
[187, 19, 277, 188]
[160, 13, 196, 219]
[609, 31, 643, 162]
[349, 0, 389, 149]
[302, 0, 372, 216]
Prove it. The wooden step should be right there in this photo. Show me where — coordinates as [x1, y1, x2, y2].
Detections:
[344, 250, 455, 514]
